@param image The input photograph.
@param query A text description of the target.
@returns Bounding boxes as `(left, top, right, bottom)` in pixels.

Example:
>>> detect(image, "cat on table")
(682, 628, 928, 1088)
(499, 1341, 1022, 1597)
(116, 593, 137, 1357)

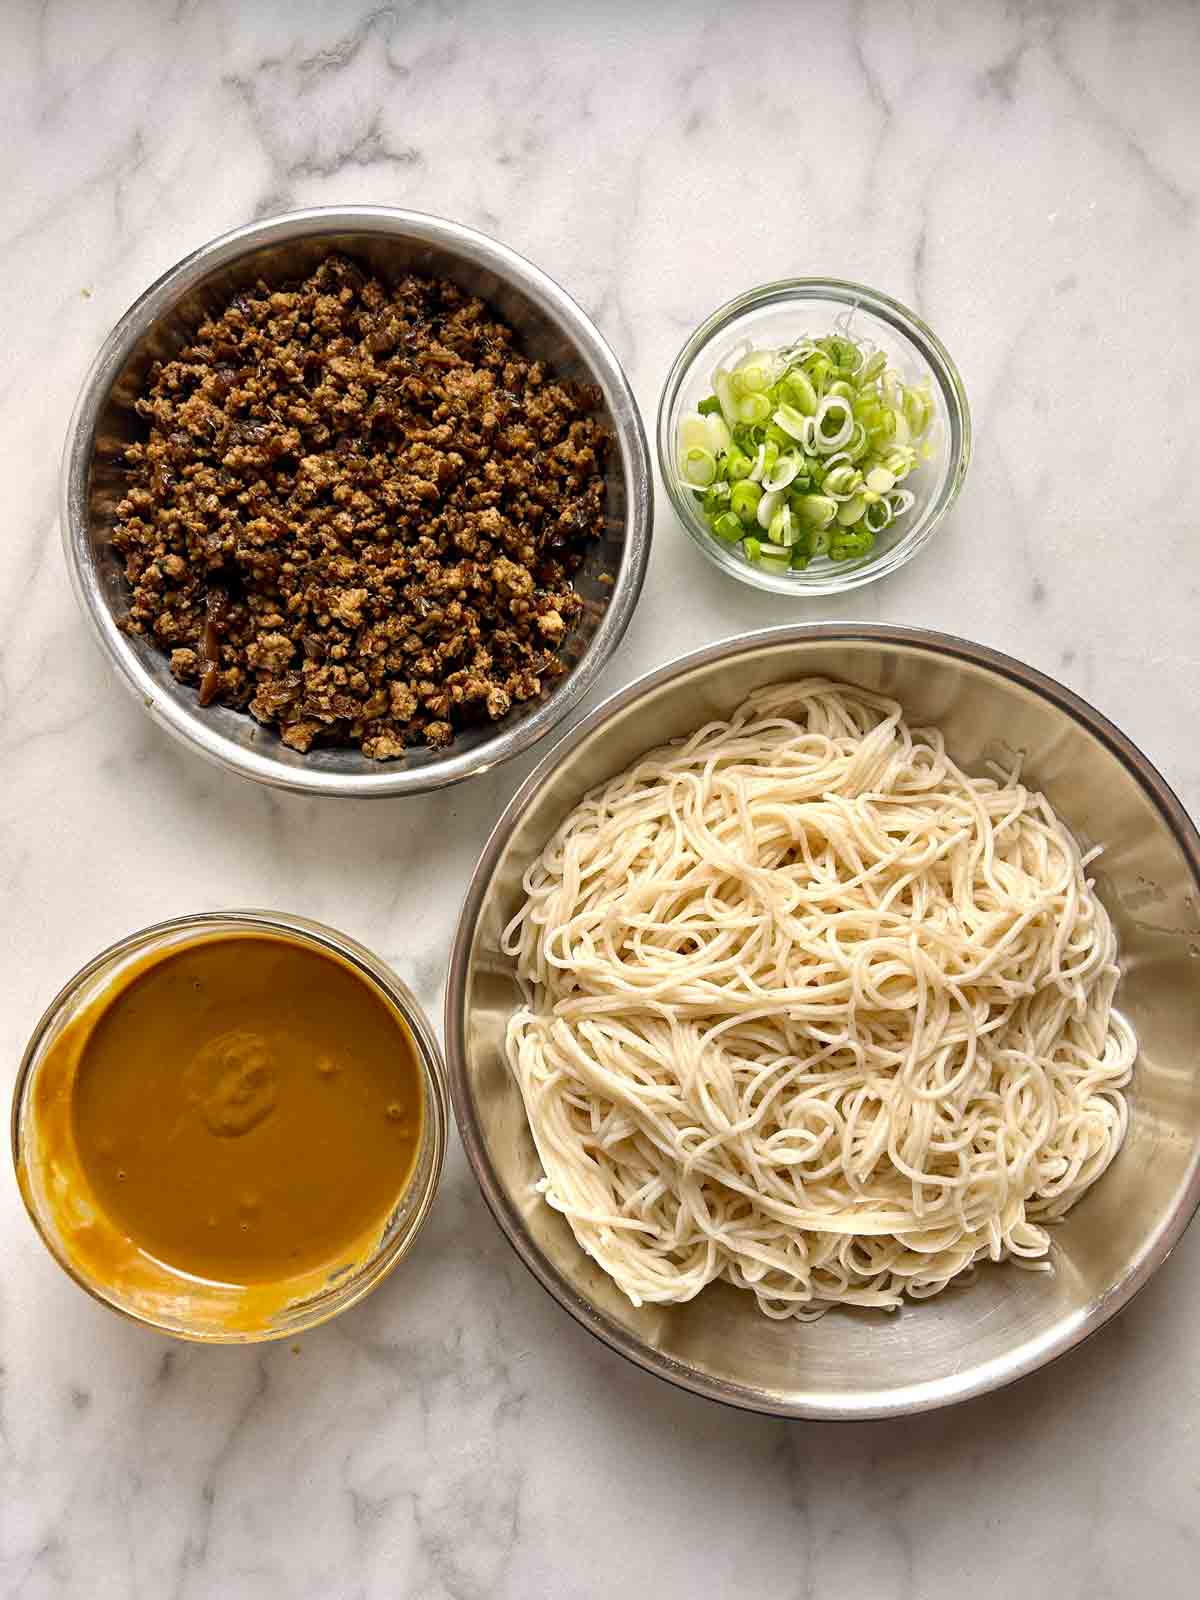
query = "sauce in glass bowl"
(14, 913, 446, 1340)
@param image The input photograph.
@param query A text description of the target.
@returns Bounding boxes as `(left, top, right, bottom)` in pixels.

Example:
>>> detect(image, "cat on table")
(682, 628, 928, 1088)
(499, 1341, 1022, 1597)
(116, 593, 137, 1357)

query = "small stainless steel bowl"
(446, 625, 1200, 1419)
(62, 207, 652, 797)
(13, 910, 448, 1342)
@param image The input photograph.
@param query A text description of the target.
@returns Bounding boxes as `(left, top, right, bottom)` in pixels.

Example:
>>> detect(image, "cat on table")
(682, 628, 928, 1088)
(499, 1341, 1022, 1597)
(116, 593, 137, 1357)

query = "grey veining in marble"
(2, 2, 1199, 1596)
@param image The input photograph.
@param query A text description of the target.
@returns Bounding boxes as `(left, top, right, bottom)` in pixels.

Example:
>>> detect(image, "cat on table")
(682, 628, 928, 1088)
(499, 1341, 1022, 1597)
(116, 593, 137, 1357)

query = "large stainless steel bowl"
(446, 624, 1200, 1419)
(61, 207, 652, 797)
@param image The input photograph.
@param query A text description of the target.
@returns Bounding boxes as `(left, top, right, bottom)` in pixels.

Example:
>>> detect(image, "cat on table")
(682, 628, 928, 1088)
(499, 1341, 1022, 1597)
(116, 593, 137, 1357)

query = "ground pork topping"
(111, 254, 608, 757)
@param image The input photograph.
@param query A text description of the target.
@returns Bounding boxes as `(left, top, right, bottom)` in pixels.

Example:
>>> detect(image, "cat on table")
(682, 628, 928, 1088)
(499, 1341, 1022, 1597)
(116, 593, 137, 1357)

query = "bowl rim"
(445, 621, 1200, 1419)
(12, 908, 450, 1342)
(60, 204, 653, 797)
(657, 277, 972, 597)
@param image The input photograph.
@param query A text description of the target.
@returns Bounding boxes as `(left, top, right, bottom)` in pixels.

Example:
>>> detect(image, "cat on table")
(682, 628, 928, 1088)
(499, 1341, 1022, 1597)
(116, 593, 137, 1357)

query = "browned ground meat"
(111, 254, 608, 758)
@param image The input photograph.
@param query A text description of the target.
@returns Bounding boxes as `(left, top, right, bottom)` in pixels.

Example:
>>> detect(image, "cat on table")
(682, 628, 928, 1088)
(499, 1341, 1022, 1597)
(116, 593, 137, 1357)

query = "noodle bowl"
(503, 679, 1134, 1318)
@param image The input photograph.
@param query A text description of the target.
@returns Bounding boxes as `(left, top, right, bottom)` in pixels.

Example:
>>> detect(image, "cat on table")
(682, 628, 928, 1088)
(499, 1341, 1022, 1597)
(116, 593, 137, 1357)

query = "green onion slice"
(762, 450, 802, 493)
(731, 480, 763, 521)
(768, 504, 798, 546)
(732, 352, 776, 394)
(682, 447, 717, 487)
(678, 414, 709, 452)
(795, 493, 837, 529)
(756, 488, 785, 529)
(736, 392, 772, 426)
(864, 498, 893, 533)
(822, 463, 861, 499)
(772, 404, 813, 444)
(705, 413, 733, 455)
(714, 370, 738, 427)
(814, 394, 855, 454)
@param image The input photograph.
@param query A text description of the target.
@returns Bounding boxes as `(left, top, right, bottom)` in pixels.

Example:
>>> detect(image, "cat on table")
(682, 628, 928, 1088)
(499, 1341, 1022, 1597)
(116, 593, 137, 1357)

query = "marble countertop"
(4, 2, 1199, 1595)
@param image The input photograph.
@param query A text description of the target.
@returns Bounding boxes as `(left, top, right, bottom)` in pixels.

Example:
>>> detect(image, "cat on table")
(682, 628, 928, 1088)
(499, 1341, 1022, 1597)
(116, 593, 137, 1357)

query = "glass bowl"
(657, 279, 971, 596)
(12, 910, 448, 1342)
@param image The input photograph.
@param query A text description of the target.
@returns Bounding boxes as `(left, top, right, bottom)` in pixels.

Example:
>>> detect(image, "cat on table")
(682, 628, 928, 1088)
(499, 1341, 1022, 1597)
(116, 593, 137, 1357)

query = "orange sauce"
(27, 932, 423, 1305)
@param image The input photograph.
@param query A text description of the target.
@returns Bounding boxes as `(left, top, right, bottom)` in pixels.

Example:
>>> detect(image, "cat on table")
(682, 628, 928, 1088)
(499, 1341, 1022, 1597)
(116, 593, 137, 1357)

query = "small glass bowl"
(11, 910, 448, 1343)
(657, 279, 971, 596)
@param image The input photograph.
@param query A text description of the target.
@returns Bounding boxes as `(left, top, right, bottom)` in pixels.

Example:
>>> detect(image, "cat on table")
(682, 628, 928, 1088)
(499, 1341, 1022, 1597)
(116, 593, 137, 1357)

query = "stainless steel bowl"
(61, 207, 652, 797)
(446, 624, 1200, 1419)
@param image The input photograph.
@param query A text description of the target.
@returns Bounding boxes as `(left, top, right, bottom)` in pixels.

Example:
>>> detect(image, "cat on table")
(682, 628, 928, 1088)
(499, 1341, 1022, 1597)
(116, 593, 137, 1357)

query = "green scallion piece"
(735, 391, 772, 426)
(724, 447, 753, 482)
(822, 464, 861, 498)
(682, 446, 716, 487)
(730, 480, 763, 522)
(796, 494, 838, 529)
(781, 368, 817, 415)
(768, 504, 797, 546)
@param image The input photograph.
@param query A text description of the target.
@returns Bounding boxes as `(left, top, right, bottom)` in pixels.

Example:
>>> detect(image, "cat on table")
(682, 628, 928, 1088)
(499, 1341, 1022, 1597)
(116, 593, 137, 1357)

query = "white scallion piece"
(704, 412, 732, 454)
(756, 488, 784, 529)
(761, 451, 801, 493)
(678, 415, 709, 452)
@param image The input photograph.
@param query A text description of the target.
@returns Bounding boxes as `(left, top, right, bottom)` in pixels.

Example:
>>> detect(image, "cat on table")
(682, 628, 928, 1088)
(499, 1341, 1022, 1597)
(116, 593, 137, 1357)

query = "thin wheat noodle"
(503, 679, 1134, 1318)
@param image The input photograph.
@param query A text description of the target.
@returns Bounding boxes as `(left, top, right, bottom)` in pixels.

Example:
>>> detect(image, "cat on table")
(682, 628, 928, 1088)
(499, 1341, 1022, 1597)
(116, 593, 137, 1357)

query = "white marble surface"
(3, 1, 1200, 1595)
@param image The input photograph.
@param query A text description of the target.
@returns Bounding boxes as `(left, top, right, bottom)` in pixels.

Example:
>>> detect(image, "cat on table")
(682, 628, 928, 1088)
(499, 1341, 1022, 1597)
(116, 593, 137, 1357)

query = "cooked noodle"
(503, 679, 1136, 1319)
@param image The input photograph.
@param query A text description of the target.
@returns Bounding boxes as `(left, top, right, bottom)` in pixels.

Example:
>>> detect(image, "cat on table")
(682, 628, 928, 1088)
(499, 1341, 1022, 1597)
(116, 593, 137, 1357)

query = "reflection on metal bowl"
(61, 206, 652, 797)
(446, 624, 1200, 1419)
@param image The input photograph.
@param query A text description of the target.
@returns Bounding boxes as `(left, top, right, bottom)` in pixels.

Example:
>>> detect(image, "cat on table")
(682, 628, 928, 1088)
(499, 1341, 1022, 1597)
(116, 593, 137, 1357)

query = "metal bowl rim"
(445, 621, 1200, 1419)
(60, 204, 652, 797)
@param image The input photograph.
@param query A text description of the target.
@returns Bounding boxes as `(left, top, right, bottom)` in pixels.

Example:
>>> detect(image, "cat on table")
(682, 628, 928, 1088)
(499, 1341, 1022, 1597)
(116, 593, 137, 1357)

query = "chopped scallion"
(756, 487, 785, 529)
(676, 324, 936, 575)
(762, 450, 801, 494)
(682, 446, 717, 487)
(730, 480, 763, 522)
